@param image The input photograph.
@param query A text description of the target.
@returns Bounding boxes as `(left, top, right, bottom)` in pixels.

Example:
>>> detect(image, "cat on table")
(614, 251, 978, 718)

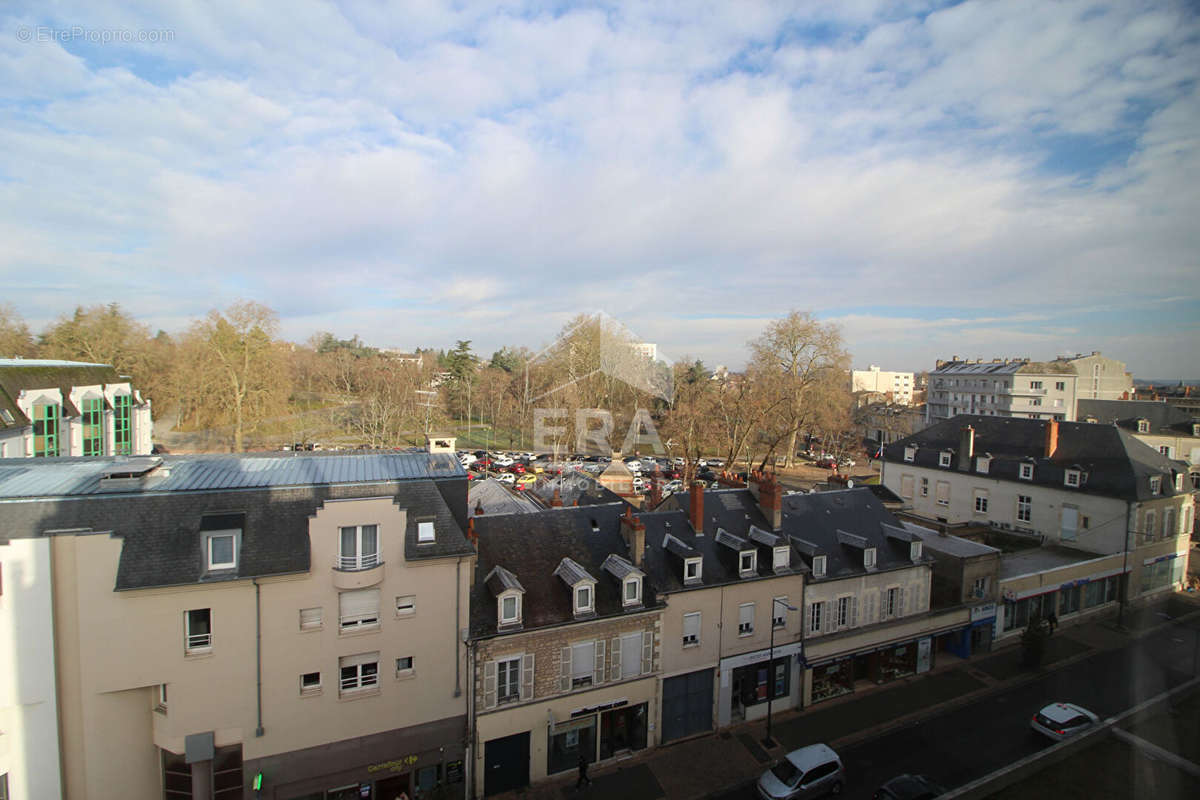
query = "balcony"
(999, 387, 1047, 396)
(333, 553, 385, 589)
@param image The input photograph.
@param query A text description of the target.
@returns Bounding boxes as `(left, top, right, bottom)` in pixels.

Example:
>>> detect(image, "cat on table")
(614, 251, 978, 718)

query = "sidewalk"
(491, 594, 1200, 800)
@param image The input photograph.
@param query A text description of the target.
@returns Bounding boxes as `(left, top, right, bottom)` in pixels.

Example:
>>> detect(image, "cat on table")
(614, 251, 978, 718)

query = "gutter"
(253, 578, 264, 737)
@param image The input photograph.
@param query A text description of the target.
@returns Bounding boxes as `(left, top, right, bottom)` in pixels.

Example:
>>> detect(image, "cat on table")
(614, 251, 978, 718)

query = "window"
(910, 540, 923, 561)
(1175, 473, 1184, 492)
(1055, 381, 1065, 391)
(1163, 509, 1175, 539)
(812, 555, 826, 578)
(739, 551, 757, 575)
(971, 577, 988, 599)
(836, 596, 849, 628)
(1017, 495, 1032, 523)
(300, 672, 321, 696)
(206, 531, 237, 571)
(82, 396, 104, 456)
(684, 557, 702, 582)
(1065, 470, 1081, 488)
(1137, 419, 1150, 433)
(864, 547, 877, 569)
(157, 683, 168, 711)
(904, 446, 915, 463)
(920, 477, 929, 497)
(618, 630, 644, 679)
(623, 577, 642, 606)
(1019, 463, 1034, 480)
(339, 588, 381, 631)
(1150, 476, 1161, 495)
(32, 402, 59, 457)
(575, 584, 593, 614)
(976, 457, 990, 474)
(1144, 510, 1156, 542)
(499, 594, 518, 623)
(772, 545, 791, 572)
(497, 656, 521, 702)
(299, 607, 323, 630)
(396, 656, 414, 678)
(738, 602, 755, 636)
(339, 652, 379, 694)
(900, 474, 914, 498)
(1030, 381, 1043, 390)
(935, 481, 949, 507)
(683, 611, 701, 646)
(809, 601, 823, 634)
(974, 490, 989, 514)
(185, 609, 212, 653)
(113, 394, 133, 455)
(773, 597, 788, 629)
(571, 641, 595, 688)
(396, 595, 415, 617)
(939, 451, 952, 467)
(1031, 399, 1042, 407)
(417, 520, 435, 543)
(885, 587, 901, 619)
(338, 524, 379, 570)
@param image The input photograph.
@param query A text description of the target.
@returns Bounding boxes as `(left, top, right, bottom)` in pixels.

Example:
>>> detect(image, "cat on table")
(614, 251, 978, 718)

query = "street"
(713, 615, 1200, 799)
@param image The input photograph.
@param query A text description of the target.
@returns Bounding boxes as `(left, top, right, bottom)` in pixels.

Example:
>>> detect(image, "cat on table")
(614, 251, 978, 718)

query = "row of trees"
(0, 303, 854, 461)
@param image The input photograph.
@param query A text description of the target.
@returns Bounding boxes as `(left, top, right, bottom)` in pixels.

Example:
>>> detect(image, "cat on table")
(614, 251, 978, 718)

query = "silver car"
(758, 743, 844, 799)
(1030, 702, 1100, 741)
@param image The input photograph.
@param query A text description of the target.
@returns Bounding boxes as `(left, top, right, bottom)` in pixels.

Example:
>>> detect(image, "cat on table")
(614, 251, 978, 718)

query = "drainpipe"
(455, 557, 463, 697)
(1118, 500, 1134, 629)
(254, 578, 264, 737)
(466, 639, 478, 800)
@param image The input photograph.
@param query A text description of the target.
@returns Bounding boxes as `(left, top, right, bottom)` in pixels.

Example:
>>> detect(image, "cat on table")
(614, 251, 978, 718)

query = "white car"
(495, 472, 516, 485)
(758, 743, 844, 799)
(494, 456, 514, 468)
(632, 476, 645, 489)
(624, 459, 642, 472)
(672, 456, 685, 466)
(1030, 702, 1100, 741)
(459, 453, 477, 466)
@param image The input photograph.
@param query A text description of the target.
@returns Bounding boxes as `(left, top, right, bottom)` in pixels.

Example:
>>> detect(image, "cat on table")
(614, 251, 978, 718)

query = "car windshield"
(770, 761, 801, 786)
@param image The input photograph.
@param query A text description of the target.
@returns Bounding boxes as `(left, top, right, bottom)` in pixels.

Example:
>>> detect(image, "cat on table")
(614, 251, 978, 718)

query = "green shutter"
(33, 403, 60, 457)
(82, 397, 104, 456)
(113, 394, 132, 455)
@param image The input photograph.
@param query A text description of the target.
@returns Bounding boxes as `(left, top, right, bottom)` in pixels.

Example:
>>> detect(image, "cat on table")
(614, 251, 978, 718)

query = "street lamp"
(763, 598, 798, 749)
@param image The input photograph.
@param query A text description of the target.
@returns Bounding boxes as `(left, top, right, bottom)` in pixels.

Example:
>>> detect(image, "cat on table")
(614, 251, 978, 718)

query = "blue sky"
(1, 0, 1198, 377)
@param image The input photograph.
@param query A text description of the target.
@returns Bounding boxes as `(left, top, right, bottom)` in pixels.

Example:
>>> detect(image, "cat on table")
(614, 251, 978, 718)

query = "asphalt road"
(714, 616, 1200, 800)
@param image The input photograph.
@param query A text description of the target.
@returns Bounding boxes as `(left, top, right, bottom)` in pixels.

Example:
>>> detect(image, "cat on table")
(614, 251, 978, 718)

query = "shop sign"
(367, 755, 419, 774)
(571, 698, 627, 718)
(970, 603, 996, 622)
(446, 760, 463, 783)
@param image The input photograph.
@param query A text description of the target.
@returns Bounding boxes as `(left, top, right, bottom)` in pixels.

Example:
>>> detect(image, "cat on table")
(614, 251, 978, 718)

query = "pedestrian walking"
(1047, 611, 1058, 635)
(576, 753, 591, 789)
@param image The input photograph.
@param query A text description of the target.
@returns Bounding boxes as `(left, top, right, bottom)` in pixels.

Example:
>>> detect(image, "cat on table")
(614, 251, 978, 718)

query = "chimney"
(689, 482, 706, 534)
(466, 517, 478, 544)
(550, 487, 563, 507)
(620, 505, 647, 567)
(746, 470, 762, 500)
(474, 501, 485, 516)
(957, 426, 975, 471)
(1045, 418, 1059, 458)
(759, 472, 782, 530)
(649, 467, 663, 508)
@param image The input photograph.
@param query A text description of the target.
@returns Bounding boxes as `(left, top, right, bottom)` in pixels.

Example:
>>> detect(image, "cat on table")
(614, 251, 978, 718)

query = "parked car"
(515, 474, 537, 488)
(632, 476, 645, 490)
(624, 458, 642, 471)
(707, 457, 725, 468)
(495, 472, 516, 485)
(459, 453, 477, 466)
(1030, 702, 1100, 741)
(664, 479, 684, 493)
(757, 743, 844, 799)
(873, 774, 946, 799)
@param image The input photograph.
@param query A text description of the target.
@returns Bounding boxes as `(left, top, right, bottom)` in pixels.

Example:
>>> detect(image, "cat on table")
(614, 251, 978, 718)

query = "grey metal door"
(483, 731, 529, 796)
(661, 669, 714, 743)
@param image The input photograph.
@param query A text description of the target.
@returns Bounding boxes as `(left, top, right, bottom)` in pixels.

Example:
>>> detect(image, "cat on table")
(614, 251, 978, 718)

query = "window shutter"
(299, 607, 322, 629)
(867, 590, 878, 623)
(609, 637, 622, 681)
(339, 588, 380, 624)
(898, 587, 907, 616)
(559, 647, 571, 692)
(521, 653, 535, 701)
(593, 639, 606, 685)
(484, 660, 497, 709)
(850, 596, 859, 627)
(641, 630, 653, 675)
(823, 602, 834, 634)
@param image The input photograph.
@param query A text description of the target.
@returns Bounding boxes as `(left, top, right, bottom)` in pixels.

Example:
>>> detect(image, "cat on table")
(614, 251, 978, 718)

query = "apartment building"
(852, 365, 915, 405)
(0, 451, 474, 800)
(926, 358, 1076, 423)
(880, 416, 1193, 638)
(0, 358, 152, 458)
(1069, 352, 1134, 402)
(468, 504, 662, 797)
(1078, 399, 1200, 472)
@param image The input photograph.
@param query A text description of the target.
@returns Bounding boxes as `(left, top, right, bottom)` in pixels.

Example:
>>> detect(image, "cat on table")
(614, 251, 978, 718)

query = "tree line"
(1, 303, 854, 464)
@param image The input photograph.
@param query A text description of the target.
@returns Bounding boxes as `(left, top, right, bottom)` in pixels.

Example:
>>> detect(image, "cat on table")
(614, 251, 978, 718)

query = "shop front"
(942, 603, 997, 660)
(547, 699, 649, 776)
(716, 641, 803, 726)
(810, 659, 854, 703)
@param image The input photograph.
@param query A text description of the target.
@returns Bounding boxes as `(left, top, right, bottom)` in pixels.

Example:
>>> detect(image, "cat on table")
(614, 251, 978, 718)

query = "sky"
(2, 1, 1198, 378)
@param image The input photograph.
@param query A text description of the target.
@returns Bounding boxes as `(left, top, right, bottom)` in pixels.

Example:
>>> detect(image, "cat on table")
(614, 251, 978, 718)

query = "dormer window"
(976, 455, 991, 474)
(1064, 469, 1081, 488)
(623, 577, 641, 606)
(1019, 463, 1034, 481)
(904, 446, 915, 463)
(1150, 476, 1161, 495)
(910, 541, 922, 562)
(812, 555, 827, 578)
(739, 551, 757, 576)
(773, 546, 790, 572)
(684, 557, 702, 583)
(864, 548, 877, 570)
(1176, 474, 1184, 492)
(1137, 419, 1150, 434)
(575, 585, 593, 613)
(206, 531, 238, 571)
(939, 451, 952, 468)
(417, 520, 435, 543)
(500, 594, 521, 625)
(486, 566, 526, 629)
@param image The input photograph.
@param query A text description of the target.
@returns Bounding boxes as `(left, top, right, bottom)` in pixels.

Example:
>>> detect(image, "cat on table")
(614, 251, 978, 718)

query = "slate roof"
(0, 453, 474, 590)
(1077, 399, 1199, 437)
(470, 503, 662, 638)
(906, 523, 1001, 559)
(469, 477, 542, 515)
(930, 359, 1076, 376)
(530, 472, 627, 507)
(882, 415, 1190, 502)
(0, 359, 130, 429)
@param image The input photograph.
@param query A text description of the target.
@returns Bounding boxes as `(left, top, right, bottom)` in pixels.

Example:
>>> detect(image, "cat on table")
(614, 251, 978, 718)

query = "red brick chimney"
(474, 501, 485, 516)
(620, 505, 647, 566)
(759, 472, 782, 530)
(649, 467, 663, 508)
(689, 481, 706, 534)
(550, 487, 563, 507)
(747, 470, 762, 500)
(466, 517, 478, 544)
(1045, 418, 1059, 458)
